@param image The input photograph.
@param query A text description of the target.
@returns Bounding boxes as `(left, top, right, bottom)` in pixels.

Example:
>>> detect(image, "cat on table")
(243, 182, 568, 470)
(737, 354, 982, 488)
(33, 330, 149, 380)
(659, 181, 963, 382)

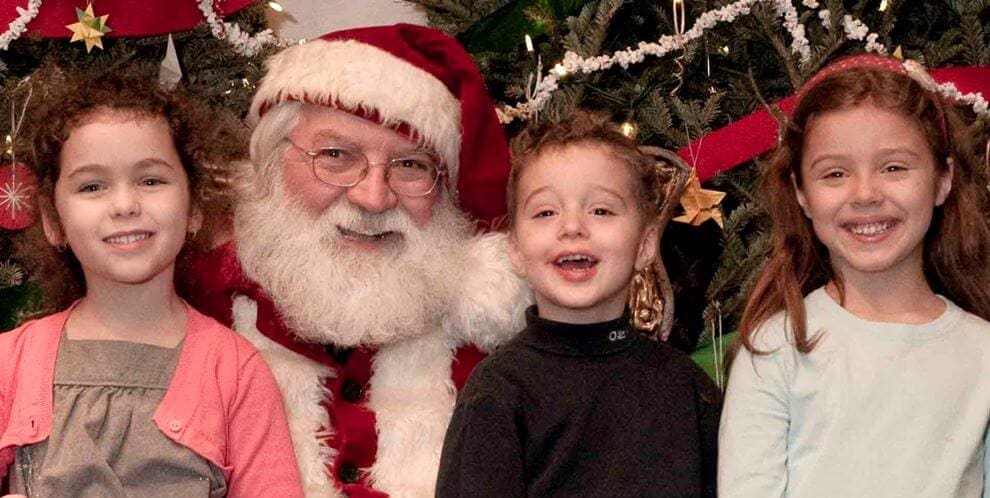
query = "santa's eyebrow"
(306, 132, 360, 148)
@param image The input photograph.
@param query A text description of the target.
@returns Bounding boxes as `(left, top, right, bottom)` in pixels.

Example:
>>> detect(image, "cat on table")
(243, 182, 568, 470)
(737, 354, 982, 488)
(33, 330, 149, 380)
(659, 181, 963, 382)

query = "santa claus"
(185, 24, 529, 497)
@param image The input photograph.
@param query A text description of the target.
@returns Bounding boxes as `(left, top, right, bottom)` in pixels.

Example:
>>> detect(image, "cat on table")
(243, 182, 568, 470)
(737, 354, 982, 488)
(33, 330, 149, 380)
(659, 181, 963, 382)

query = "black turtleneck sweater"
(437, 306, 720, 498)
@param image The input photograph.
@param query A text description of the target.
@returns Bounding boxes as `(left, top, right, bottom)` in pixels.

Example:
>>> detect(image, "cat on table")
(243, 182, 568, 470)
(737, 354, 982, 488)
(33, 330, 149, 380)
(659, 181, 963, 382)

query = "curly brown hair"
(507, 110, 664, 226)
(14, 67, 247, 313)
(738, 64, 990, 356)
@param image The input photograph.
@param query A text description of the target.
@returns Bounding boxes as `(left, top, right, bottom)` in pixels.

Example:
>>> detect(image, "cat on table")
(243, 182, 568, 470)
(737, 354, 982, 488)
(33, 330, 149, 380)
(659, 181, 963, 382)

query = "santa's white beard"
(234, 178, 473, 347)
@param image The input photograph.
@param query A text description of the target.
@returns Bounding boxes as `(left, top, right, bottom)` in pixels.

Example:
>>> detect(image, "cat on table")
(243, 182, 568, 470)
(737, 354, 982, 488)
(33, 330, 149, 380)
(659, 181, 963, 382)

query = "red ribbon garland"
(677, 65, 990, 182)
(0, 0, 254, 38)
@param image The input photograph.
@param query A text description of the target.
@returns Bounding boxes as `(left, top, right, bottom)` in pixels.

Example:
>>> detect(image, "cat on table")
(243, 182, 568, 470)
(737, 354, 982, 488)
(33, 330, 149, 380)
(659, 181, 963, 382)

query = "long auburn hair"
(738, 64, 990, 355)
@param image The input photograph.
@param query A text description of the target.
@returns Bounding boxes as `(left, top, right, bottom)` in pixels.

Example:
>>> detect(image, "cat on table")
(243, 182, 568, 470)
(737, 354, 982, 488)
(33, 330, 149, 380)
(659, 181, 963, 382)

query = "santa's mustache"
(316, 202, 411, 239)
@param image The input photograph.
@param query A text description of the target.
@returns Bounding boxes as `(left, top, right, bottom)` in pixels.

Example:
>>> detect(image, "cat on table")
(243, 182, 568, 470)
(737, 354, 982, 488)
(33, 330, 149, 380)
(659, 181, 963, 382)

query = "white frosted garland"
(0, 0, 42, 51)
(903, 60, 989, 117)
(773, 0, 810, 63)
(842, 14, 886, 54)
(818, 9, 831, 28)
(500, 0, 986, 123)
(498, 0, 762, 123)
(500, 0, 822, 123)
(197, 0, 290, 57)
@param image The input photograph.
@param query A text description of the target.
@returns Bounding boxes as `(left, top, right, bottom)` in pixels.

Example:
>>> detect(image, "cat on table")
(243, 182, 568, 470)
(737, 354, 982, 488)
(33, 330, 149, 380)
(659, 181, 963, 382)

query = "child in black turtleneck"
(436, 111, 720, 498)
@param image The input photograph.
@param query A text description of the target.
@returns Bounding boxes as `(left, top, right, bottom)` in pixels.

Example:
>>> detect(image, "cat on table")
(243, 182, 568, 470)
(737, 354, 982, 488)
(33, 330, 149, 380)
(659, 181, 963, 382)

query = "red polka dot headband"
(795, 54, 949, 142)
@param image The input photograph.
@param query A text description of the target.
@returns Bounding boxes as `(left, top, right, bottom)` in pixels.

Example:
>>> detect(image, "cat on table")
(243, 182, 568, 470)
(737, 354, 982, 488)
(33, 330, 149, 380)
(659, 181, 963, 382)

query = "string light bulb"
(552, 63, 568, 77)
(720, 45, 730, 55)
(267, 1, 284, 12)
(524, 34, 534, 53)
(619, 121, 637, 139)
(878, 0, 888, 11)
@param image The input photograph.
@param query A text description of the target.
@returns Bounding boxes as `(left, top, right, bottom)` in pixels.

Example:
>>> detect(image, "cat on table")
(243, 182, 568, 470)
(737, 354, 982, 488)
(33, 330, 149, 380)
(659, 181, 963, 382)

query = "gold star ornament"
(673, 167, 727, 228)
(66, 2, 112, 53)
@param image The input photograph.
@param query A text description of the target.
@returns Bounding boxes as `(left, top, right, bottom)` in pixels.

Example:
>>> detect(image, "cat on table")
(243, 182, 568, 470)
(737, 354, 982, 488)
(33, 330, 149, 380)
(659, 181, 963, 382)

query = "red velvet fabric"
(1, 0, 253, 38)
(182, 242, 487, 496)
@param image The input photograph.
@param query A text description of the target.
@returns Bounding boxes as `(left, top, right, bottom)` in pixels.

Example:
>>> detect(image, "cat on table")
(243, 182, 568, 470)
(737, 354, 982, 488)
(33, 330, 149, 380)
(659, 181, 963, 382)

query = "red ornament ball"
(0, 162, 38, 230)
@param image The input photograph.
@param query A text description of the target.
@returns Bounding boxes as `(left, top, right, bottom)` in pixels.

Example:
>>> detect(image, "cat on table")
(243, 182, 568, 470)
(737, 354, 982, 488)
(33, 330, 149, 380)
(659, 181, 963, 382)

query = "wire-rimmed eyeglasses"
(288, 140, 446, 197)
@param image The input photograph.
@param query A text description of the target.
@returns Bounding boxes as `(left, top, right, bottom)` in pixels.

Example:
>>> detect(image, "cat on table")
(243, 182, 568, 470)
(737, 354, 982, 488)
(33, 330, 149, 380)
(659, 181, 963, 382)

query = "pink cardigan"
(0, 303, 304, 497)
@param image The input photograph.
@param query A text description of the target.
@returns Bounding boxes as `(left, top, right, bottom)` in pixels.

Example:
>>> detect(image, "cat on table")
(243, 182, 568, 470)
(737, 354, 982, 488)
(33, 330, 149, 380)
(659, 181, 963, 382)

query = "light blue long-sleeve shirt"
(719, 288, 990, 498)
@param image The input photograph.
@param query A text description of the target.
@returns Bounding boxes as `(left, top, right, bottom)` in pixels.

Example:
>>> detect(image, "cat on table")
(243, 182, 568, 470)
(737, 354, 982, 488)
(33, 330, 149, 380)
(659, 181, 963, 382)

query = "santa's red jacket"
(183, 236, 528, 498)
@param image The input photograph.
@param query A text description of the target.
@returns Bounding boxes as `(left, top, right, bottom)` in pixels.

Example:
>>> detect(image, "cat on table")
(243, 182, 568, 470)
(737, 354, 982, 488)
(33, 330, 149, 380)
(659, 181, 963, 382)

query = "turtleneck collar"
(519, 305, 637, 357)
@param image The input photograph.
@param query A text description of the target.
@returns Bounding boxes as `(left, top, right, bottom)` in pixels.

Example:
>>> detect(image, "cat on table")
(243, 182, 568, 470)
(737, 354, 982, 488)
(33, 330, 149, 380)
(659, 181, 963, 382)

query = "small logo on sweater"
(608, 329, 627, 341)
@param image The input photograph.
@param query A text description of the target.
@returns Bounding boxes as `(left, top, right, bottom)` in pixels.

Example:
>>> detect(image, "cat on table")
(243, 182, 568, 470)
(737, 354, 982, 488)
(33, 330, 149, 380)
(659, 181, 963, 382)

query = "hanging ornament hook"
(670, 0, 687, 97)
(8, 85, 34, 173)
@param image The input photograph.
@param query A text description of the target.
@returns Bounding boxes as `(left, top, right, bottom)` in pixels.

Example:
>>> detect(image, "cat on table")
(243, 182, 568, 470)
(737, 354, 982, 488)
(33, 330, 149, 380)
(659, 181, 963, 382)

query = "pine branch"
(950, 0, 990, 65)
(753, 3, 802, 89)
(563, 0, 623, 56)
(409, 0, 512, 35)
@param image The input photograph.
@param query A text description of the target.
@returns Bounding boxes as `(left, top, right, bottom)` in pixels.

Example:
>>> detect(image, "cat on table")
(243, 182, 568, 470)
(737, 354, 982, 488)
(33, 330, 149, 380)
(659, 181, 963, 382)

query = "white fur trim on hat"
(249, 39, 463, 185)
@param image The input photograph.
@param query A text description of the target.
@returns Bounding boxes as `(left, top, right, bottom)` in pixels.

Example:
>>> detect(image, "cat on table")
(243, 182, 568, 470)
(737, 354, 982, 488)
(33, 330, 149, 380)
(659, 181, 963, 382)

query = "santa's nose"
(346, 164, 399, 214)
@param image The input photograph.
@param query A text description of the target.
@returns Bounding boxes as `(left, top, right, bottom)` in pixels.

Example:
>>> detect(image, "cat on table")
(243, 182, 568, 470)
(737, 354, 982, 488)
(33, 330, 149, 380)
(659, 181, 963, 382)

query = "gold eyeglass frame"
(288, 140, 447, 197)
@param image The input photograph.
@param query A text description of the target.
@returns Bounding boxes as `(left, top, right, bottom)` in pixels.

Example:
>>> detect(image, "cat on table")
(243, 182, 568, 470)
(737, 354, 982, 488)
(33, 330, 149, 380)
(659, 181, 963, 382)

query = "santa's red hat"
(249, 23, 510, 228)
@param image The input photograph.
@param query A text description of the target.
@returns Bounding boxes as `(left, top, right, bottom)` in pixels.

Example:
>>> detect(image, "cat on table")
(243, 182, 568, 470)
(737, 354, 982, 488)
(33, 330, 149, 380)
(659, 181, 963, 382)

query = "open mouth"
(554, 253, 599, 271)
(103, 232, 153, 245)
(844, 220, 896, 237)
(337, 226, 399, 244)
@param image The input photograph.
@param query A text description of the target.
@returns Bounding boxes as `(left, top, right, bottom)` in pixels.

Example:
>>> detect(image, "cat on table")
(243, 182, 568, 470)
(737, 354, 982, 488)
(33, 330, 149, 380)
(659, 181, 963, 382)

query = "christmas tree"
(410, 0, 990, 376)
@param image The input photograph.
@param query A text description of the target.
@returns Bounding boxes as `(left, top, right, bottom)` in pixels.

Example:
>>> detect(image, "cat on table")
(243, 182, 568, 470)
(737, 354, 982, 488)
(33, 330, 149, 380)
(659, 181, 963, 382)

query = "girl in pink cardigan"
(0, 71, 303, 497)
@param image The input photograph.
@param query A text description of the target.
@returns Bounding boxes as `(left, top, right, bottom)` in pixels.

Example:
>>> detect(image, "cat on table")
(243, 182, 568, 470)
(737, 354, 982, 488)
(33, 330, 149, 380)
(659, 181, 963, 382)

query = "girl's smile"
(795, 103, 952, 282)
(103, 230, 155, 248)
(47, 111, 201, 289)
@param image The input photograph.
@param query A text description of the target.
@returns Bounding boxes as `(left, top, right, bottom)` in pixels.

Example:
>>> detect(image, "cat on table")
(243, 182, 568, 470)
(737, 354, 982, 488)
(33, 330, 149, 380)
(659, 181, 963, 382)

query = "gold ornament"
(630, 146, 693, 341)
(66, 2, 112, 53)
(619, 121, 637, 139)
(673, 167, 726, 228)
(629, 262, 663, 335)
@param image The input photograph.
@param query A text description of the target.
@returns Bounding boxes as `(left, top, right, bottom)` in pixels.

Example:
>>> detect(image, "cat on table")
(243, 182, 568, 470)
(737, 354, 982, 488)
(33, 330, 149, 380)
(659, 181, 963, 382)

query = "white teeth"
(849, 222, 893, 236)
(339, 227, 392, 239)
(556, 254, 595, 264)
(106, 233, 151, 245)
